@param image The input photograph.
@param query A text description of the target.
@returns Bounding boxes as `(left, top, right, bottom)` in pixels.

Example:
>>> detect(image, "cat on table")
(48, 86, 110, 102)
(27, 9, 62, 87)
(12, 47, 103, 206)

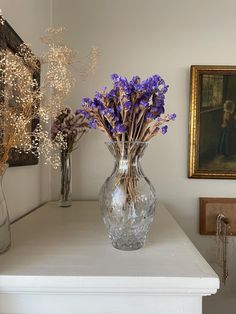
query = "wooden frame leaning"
(0, 18, 40, 167)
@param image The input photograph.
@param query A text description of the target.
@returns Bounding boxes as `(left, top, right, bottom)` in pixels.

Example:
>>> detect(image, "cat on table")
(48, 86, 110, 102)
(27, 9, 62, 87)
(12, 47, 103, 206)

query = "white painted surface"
(0, 202, 219, 313)
(0, 0, 52, 221)
(0, 294, 203, 314)
(51, 1, 236, 313)
(0, 1, 232, 312)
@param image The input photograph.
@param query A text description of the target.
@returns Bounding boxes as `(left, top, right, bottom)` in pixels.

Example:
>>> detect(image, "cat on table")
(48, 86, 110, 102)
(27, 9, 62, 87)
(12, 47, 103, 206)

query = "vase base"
(59, 200, 72, 207)
(111, 240, 144, 251)
(0, 221, 11, 254)
(0, 241, 11, 254)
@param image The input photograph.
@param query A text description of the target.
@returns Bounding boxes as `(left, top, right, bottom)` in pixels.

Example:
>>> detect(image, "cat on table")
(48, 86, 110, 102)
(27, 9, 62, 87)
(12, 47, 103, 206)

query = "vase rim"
(0, 163, 8, 177)
(105, 141, 149, 144)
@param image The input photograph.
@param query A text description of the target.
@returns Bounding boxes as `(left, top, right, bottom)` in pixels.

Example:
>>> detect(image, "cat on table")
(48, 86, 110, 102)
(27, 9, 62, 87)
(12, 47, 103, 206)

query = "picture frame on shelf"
(200, 197, 236, 235)
(188, 65, 236, 179)
(0, 18, 40, 167)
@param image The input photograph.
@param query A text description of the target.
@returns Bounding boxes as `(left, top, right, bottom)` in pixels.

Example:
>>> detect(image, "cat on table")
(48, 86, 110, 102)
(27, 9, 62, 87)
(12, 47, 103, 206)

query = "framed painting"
(0, 18, 40, 167)
(188, 65, 236, 179)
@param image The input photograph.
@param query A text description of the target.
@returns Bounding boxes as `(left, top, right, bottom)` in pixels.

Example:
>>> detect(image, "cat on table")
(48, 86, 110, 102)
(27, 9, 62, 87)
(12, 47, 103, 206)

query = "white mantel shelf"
(0, 201, 219, 314)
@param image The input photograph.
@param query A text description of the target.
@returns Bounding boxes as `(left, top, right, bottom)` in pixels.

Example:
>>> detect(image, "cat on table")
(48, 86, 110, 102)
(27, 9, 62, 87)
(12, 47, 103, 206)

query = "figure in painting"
(218, 100, 236, 158)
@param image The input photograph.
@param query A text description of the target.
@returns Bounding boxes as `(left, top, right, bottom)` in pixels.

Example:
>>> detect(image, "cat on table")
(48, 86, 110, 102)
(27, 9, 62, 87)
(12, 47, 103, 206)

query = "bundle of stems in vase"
(79, 74, 176, 200)
(51, 107, 88, 204)
(51, 107, 88, 154)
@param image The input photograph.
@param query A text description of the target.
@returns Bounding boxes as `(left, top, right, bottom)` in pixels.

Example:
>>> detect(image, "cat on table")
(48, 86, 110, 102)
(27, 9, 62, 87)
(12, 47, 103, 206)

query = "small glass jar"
(59, 150, 72, 207)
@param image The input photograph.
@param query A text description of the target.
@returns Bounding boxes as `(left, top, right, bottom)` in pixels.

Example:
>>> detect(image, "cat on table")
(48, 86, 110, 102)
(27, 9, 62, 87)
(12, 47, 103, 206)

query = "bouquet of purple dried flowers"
(51, 107, 88, 206)
(51, 107, 88, 154)
(78, 73, 176, 143)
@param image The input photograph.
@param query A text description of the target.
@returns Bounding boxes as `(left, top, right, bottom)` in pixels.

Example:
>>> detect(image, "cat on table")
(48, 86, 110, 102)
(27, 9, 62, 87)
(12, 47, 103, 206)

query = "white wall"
(0, 0, 52, 221)
(52, 1, 236, 313)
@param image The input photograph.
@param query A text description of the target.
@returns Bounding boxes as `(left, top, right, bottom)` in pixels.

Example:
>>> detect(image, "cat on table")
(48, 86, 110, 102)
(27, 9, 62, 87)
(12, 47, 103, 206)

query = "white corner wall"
(0, 0, 52, 221)
(52, 1, 236, 313)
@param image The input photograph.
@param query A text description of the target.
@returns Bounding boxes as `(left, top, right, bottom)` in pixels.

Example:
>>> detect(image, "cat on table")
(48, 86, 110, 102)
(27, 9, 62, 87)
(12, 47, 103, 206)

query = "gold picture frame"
(189, 65, 236, 179)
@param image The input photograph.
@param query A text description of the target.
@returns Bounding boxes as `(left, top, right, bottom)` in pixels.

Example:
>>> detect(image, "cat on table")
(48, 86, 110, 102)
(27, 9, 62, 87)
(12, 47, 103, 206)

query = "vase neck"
(61, 150, 71, 158)
(106, 141, 148, 158)
(106, 142, 148, 176)
(115, 156, 142, 175)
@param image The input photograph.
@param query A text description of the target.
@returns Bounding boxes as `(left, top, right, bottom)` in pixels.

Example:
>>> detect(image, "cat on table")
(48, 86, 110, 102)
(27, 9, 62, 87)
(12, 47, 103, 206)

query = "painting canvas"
(189, 65, 236, 178)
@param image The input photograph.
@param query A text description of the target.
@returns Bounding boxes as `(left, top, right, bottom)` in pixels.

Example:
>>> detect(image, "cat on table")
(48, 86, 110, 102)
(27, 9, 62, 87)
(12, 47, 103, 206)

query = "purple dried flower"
(116, 105, 122, 112)
(107, 89, 117, 99)
(161, 125, 168, 135)
(94, 98, 104, 110)
(95, 91, 103, 99)
(115, 123, 127, 134)
(124, 101, 132, 110)
(111, 73, 119, 82)
(140, 100, 149, 108)
(130, 75, 140, 85)
(160, 85, 169, 93)
(82, 97, 95, 108)
(111, 75, 131, 95)
(156, 105, 165, 115)
(145, 112, 155, 120)
(168, 113, 177, 121)
(76, 109, 90, 119)
(103, 108, 114, 115)
(89, 119, 97, 129)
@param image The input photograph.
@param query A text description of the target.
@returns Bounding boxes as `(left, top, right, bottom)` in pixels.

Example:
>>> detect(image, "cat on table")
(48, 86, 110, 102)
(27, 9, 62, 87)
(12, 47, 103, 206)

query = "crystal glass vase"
(0, 165, 11, 254)
(59, 150, 72, 207)
(99, 141, 157, 251)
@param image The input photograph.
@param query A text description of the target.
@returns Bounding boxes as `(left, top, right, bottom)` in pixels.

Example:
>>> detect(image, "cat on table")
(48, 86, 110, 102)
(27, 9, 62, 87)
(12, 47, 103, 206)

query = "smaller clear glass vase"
(99, 141, 157, 251)
(59, 150, 72, 207)
(0, 165, 11, 254)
